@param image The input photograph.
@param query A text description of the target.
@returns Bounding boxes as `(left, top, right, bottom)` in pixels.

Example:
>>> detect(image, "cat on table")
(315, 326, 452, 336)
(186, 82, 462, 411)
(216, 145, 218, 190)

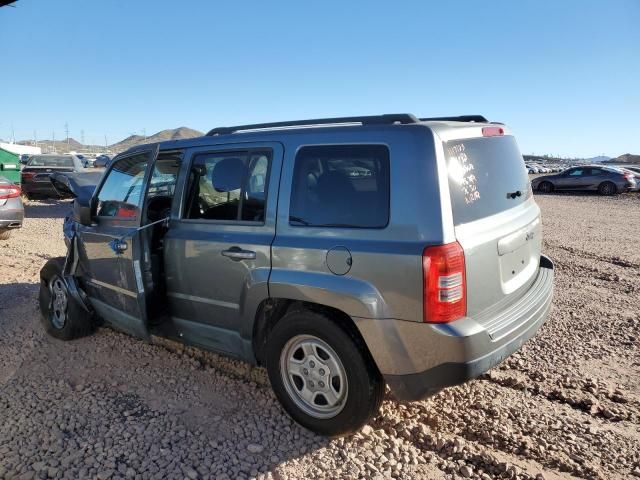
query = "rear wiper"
(314, 223, 360, 228)
(289, 215, 311, 225)
(506, 190, 522, 199)
(288, 216, 361, 228)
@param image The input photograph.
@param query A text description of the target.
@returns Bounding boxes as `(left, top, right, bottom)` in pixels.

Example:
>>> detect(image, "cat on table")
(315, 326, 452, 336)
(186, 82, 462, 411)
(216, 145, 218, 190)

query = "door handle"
(221, 247, 256, 261)
(108, 238, 128, 254)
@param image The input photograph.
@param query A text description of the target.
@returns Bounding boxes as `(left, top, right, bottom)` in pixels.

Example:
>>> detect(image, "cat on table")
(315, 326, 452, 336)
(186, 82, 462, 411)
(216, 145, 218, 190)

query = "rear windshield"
(445, 135, 530, 225)
(27, 156, 74, 167)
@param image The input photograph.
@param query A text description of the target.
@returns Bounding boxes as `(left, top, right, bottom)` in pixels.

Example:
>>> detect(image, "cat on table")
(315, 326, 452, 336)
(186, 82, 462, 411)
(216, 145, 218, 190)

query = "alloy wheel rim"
(280, 334, 348, 419)
(50, 276, 68, 329)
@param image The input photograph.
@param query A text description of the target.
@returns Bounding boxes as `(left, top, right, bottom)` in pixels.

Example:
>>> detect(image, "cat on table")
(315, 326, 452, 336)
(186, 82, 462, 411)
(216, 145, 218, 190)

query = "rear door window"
(446, 136, 530, 225)
(289, 145, 390, 228)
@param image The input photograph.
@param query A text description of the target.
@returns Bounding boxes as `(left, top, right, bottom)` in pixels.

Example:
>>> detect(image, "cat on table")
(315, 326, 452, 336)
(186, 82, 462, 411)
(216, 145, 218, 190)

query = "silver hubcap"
(280, 335, 348, 419)
(50, 276, 68, 329)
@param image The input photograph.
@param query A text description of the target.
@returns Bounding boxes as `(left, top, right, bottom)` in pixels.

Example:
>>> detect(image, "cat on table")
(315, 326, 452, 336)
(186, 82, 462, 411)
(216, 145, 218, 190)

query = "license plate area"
(497, 218, 540, 294)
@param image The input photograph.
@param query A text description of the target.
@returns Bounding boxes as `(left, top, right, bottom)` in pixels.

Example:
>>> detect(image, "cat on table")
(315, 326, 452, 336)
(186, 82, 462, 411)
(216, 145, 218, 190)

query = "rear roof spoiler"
(206, 113, 490, 136)
(419, 115, 488, 123)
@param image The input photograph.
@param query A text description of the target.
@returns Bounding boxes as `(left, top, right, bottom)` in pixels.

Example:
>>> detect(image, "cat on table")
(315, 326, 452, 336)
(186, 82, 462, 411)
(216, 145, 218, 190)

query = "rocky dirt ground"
(0, 192, 639, 480)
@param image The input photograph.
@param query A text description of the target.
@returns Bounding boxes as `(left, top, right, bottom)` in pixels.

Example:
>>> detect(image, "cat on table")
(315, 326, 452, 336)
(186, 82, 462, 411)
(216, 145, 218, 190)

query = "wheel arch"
(251, 298, 379, 374)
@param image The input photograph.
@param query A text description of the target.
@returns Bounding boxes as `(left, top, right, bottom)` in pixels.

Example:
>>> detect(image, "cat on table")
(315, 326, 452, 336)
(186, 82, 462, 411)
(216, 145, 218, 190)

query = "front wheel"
(598, 181, 617, 196)
(266, 309, 384, 436)
(39, 257, 95, 340)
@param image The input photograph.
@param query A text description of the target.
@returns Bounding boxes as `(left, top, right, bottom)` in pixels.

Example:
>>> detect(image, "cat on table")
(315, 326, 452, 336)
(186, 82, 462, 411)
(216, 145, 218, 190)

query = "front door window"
(96, 154, 149, 219)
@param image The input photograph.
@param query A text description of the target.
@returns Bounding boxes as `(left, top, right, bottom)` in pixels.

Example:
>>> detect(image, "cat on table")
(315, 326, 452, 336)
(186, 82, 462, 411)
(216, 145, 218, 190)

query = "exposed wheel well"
(251, 298, 378, 373)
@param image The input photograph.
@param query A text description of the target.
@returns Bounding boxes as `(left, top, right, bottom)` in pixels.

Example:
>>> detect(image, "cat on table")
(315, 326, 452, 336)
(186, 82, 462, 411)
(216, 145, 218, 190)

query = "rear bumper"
(0, 199, 24, 229)
(22, 181, 59, 196)
(354, 255, 554, 401)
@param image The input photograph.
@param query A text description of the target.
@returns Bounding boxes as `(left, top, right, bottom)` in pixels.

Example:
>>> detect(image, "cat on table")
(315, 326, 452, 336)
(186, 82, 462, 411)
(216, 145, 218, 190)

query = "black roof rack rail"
(206, 113, 420, 136)
(419, 115, 488, 123)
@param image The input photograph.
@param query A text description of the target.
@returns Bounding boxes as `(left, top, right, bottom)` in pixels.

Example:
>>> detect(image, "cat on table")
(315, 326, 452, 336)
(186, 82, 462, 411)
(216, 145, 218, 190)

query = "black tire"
(598, 181, 617, 196)
(265, 309, 384, 437)
(39, 257, 95, 340)
(0, 229, 11, 240)
(538, 181, 554, 193)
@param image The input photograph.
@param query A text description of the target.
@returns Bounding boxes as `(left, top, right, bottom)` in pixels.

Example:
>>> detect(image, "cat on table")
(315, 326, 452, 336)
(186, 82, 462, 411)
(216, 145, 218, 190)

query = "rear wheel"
(265, 309, 384, 436)
(0, 229, 11, 240)
(538, 181, 554, 193)
(598, 181, 617, 196)
(39, 257, 95, 340)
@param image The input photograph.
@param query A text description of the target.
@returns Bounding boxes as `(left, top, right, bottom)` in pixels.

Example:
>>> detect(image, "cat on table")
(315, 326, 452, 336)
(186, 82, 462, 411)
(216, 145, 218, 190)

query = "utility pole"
(52, 131, 56, 153)
(143, 128, 147, 141)
(104, 135, 108, 149)
(64, 122, 70, 147)
(81, 129, 85, 145)
(11, 124, 15, 144)
(34, 130, 38, 148)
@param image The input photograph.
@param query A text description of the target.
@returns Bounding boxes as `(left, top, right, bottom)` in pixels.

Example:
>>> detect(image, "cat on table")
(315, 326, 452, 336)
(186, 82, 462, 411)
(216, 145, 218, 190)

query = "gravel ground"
(0, 193, 639, 480)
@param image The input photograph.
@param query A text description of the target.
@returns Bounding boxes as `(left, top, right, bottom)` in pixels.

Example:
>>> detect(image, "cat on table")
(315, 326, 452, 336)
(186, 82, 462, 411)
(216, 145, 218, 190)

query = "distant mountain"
(18, 127, 204, 154)
(602, 153, 640, 165)
(109, 127, 203, 152)
(18, 137, 95, 154)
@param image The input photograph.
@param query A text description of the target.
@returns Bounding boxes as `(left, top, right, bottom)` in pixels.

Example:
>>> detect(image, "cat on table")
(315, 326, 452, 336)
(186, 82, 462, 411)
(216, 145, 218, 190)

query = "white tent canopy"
(0, 142, 41, 156)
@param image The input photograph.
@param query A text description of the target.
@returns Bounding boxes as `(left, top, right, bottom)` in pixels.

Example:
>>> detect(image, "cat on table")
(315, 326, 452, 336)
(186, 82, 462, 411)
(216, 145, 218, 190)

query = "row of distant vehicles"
(525, 163, 564, 174)
(19, 153, 113, 169)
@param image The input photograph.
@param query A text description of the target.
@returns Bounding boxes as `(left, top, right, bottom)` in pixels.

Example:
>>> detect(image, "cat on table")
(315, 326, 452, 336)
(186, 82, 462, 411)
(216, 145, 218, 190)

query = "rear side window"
(290, 145, 389, 228)
(446, 136, 529, 225)
(183, 150, 271, 222)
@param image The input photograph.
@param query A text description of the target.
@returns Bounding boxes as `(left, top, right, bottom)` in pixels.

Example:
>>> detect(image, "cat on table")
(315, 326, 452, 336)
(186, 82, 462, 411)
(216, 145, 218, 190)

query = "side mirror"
(73, 198, 94, 226)
(20, 158, 29, 165)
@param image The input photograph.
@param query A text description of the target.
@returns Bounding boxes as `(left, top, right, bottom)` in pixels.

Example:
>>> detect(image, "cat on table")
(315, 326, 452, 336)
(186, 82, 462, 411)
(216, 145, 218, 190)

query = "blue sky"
(1, 0, 638, 157)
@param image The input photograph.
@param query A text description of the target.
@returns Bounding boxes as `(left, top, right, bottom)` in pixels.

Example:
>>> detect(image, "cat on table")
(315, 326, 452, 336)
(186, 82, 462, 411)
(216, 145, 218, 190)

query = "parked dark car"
(531, 165, 636, 195)
(94, 154, 112, 168)
(21, 154, 87, 199)
(0, 176, 24, 239)
(38, 114, 554, 436)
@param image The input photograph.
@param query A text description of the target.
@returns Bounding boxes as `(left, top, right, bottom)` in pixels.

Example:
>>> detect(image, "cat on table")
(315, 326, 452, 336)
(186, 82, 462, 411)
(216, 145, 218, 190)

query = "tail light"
(624, 173, 634, 181)
(423, 242, 466, 323)
(21, 172, 36, 181)
(0, 184, 21, 200)
(482, 126, 504, 137)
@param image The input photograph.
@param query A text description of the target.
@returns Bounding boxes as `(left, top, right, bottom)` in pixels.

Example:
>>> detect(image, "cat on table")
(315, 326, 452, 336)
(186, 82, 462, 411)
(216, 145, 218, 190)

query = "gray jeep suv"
(39, 114, 554, 436)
